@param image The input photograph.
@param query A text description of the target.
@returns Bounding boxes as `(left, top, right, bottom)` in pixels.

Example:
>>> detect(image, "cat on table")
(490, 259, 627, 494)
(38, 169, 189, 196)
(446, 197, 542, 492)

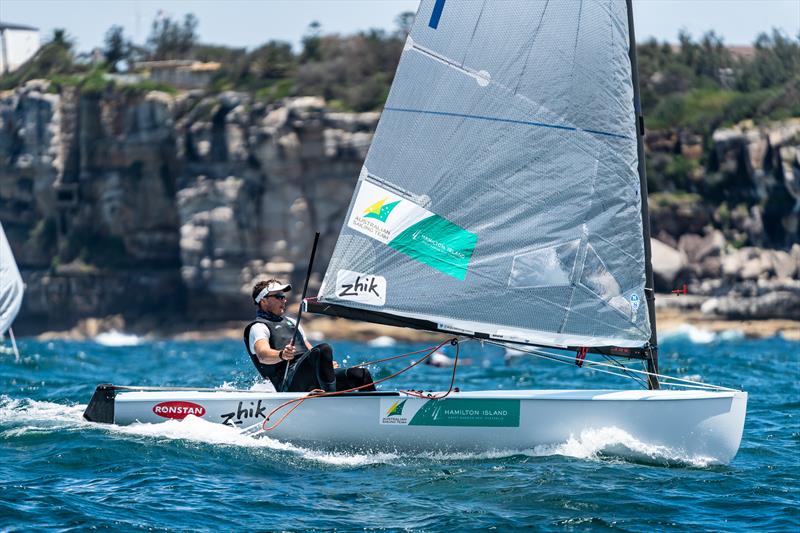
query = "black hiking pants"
(285, 343, 376, 393)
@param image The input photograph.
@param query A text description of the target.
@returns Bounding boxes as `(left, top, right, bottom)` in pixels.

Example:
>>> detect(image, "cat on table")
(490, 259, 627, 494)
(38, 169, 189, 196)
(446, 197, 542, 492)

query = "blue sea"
(1, 327, 798, 531)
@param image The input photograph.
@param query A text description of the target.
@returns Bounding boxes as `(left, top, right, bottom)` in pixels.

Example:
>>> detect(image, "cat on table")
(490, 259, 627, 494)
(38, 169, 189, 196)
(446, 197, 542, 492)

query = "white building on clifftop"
(0, 22, 40, 74)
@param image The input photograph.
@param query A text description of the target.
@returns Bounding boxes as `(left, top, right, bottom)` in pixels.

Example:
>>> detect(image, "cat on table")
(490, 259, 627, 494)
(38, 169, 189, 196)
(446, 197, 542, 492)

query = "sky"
(1, 0, 798, 53)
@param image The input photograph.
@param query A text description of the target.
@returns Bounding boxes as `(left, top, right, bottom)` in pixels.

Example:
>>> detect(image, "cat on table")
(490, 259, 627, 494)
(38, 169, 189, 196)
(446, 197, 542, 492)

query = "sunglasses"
(268, 293, 287, 300)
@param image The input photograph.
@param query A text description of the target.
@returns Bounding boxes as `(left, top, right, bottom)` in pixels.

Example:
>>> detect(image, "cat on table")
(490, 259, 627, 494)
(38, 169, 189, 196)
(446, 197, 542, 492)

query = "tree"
(300, 21, 322, 63)
(249, 41, 296, 81)
(394, 12, 415, 36)
(147, 13, 199, 60)
(31, 29, 74, 75)
(103, 25, 130, 71)
(737, 30, 800, 90)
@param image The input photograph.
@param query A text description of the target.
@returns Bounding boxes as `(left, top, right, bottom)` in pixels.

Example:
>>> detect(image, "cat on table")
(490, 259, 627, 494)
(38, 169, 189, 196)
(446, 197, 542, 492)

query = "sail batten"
(317, 0, 651, 348)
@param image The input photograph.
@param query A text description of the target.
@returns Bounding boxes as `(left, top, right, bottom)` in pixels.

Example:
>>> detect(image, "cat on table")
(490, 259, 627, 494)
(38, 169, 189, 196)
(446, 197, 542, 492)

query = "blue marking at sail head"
(429, 0, 446, 29)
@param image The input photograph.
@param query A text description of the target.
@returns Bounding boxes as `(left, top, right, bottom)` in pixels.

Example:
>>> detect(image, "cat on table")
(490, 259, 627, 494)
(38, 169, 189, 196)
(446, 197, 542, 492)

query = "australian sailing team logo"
(386, 399, 407, 416)
(348, 182, 406, 242)
(335, 270, 386, 306)
(348, 179, 477, 281)
(363, 198, 400, 223)
(380, 399, 410, 424)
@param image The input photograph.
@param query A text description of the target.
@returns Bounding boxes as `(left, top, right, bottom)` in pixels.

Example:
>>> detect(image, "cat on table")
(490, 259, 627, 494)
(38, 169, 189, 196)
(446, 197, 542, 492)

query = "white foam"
(719, 329, 745, 341)
(661, 324, 716, 344)
(112, 416, 399, 466)
(525, 426, 718, 467)
(367, 335, 397, 347)
(427, 351, 455, 367)
(0, 396, 394, 467)
(94, 330, 143, 346)
(0, 396, 86, 430)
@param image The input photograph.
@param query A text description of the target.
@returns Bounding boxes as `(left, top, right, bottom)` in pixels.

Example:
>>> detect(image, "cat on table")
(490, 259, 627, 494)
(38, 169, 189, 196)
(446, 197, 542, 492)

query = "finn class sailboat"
(0, 222, 23, 359)
(85, 0, 747, 463)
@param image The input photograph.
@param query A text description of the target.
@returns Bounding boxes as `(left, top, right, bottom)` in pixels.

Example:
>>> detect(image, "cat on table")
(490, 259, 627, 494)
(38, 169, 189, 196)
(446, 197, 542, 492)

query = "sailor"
(243, 279, 376, 393)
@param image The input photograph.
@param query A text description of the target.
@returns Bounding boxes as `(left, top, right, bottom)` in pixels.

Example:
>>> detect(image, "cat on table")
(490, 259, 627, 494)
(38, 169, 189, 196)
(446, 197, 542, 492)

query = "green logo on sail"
(386, 399, 407, 417)
(363, 198, 401, 223)
(388, 215, 477, 280)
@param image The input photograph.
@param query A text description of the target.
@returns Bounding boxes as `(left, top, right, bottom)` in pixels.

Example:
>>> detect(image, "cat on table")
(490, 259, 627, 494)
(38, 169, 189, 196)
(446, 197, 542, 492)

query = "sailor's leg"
(335, 367, 377, 392)
(311, 343, 337, 392)
(284, 345, 335, 393)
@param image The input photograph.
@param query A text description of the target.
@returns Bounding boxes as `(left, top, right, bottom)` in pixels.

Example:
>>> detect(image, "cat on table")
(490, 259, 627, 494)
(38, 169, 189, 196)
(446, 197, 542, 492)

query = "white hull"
(86, 387, 748, 464)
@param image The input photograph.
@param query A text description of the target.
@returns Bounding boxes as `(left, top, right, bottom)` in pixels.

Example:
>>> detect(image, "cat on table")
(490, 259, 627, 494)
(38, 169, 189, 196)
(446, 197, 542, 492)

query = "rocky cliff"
(0, 81, 798, 332)
(1, 81, 376, 330)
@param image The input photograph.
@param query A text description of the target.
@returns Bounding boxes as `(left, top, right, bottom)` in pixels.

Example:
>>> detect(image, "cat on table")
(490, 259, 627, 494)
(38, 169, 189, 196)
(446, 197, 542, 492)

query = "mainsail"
(0, 222, 24, 335)
(316, 0, 652, 348)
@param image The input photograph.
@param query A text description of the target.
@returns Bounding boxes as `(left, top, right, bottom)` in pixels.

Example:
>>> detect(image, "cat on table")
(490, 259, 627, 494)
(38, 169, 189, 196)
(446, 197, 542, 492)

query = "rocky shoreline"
(34, 299, 799, 343)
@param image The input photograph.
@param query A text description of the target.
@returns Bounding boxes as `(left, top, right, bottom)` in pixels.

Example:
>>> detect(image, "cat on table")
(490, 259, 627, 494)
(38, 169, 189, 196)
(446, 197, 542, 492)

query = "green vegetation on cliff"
(2, 13, 797, 119)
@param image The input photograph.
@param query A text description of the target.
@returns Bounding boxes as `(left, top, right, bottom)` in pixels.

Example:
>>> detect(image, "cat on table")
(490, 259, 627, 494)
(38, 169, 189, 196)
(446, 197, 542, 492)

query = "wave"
(93, 330, 143, 346)
(660, 324, 745, 344)
(525, 426, 719, 467)
(410, 427, 718, 467)
(0, 397, 718, 468)
(367, 336, 397, 347)
(0, 396, 86, 433)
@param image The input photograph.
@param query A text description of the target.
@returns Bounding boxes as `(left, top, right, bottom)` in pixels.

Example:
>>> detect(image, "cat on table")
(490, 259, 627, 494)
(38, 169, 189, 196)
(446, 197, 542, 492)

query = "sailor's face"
(263, 292, 287, 315)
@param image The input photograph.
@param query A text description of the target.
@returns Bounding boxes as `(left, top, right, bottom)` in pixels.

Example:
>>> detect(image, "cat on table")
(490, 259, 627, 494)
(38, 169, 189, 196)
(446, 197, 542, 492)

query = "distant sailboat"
(85, 0, 747, 464)
(0, 222, 23, 359)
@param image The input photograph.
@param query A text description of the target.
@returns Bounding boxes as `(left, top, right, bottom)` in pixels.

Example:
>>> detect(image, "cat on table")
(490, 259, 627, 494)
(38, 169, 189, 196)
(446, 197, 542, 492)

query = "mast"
(625, 0, 659, 389)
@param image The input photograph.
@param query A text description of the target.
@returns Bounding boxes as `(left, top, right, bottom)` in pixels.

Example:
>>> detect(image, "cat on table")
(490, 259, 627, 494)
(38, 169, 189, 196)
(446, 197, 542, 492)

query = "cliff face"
(646, 119, 800, 249)
(1, 82, 376, 328)
(0, 80, 797, 330)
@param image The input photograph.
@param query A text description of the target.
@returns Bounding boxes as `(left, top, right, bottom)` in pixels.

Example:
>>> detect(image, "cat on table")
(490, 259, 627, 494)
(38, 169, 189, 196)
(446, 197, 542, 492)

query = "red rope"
(351, 342, 452, 367)
(401, 340, 460, 400)
(260, 338, 458, 432)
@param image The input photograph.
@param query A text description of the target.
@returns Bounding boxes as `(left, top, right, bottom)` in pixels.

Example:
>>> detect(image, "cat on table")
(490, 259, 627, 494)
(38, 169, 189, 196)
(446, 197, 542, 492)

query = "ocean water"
(0, 328, 797, 531)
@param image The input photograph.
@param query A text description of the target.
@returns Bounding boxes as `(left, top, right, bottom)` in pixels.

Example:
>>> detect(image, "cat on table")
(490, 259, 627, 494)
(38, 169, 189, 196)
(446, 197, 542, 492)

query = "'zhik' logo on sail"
(362, 197, 400, 223)
(335, 270, 386, 306)
(339, 275, 381, 298)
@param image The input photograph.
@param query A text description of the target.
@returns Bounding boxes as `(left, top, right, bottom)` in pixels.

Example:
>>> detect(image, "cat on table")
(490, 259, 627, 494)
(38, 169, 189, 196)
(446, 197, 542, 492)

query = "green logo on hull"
(386, 399, 407, 417)
(408, 399, 520, 427)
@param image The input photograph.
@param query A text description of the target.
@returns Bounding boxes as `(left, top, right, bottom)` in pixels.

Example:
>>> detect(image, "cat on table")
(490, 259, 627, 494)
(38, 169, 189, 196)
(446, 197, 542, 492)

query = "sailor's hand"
(333, 360, 340, 369)
(281, 344, 297, 361)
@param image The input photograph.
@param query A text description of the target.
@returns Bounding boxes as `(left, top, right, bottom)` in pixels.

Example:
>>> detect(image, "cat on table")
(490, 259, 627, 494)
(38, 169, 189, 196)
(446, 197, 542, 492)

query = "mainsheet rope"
(251, 338, 461, 434)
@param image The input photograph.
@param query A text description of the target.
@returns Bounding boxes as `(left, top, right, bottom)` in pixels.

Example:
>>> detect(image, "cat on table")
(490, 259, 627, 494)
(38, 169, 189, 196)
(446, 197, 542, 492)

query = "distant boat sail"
(314, 0, 651, 350)
(0, 222, 24, 355)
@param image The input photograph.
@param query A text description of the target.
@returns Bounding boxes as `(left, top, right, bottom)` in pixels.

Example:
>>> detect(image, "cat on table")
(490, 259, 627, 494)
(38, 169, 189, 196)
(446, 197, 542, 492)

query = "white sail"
(0, 223, 24, 335)
(318, 0, 650, 348)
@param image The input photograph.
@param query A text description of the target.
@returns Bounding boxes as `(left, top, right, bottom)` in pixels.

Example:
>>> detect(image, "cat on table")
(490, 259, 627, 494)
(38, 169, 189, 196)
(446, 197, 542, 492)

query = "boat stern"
(83, 384, 117, 424)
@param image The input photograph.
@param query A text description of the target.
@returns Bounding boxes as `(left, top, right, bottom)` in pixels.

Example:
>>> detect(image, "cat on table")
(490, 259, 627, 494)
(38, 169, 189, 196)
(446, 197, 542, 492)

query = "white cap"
(255, 281, 292, 303)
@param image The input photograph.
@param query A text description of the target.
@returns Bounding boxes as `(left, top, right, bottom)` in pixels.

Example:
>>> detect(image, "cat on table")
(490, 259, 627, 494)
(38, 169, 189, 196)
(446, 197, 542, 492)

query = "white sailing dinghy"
(85, 0, 747, 464)
(0, 222, 24, 358)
